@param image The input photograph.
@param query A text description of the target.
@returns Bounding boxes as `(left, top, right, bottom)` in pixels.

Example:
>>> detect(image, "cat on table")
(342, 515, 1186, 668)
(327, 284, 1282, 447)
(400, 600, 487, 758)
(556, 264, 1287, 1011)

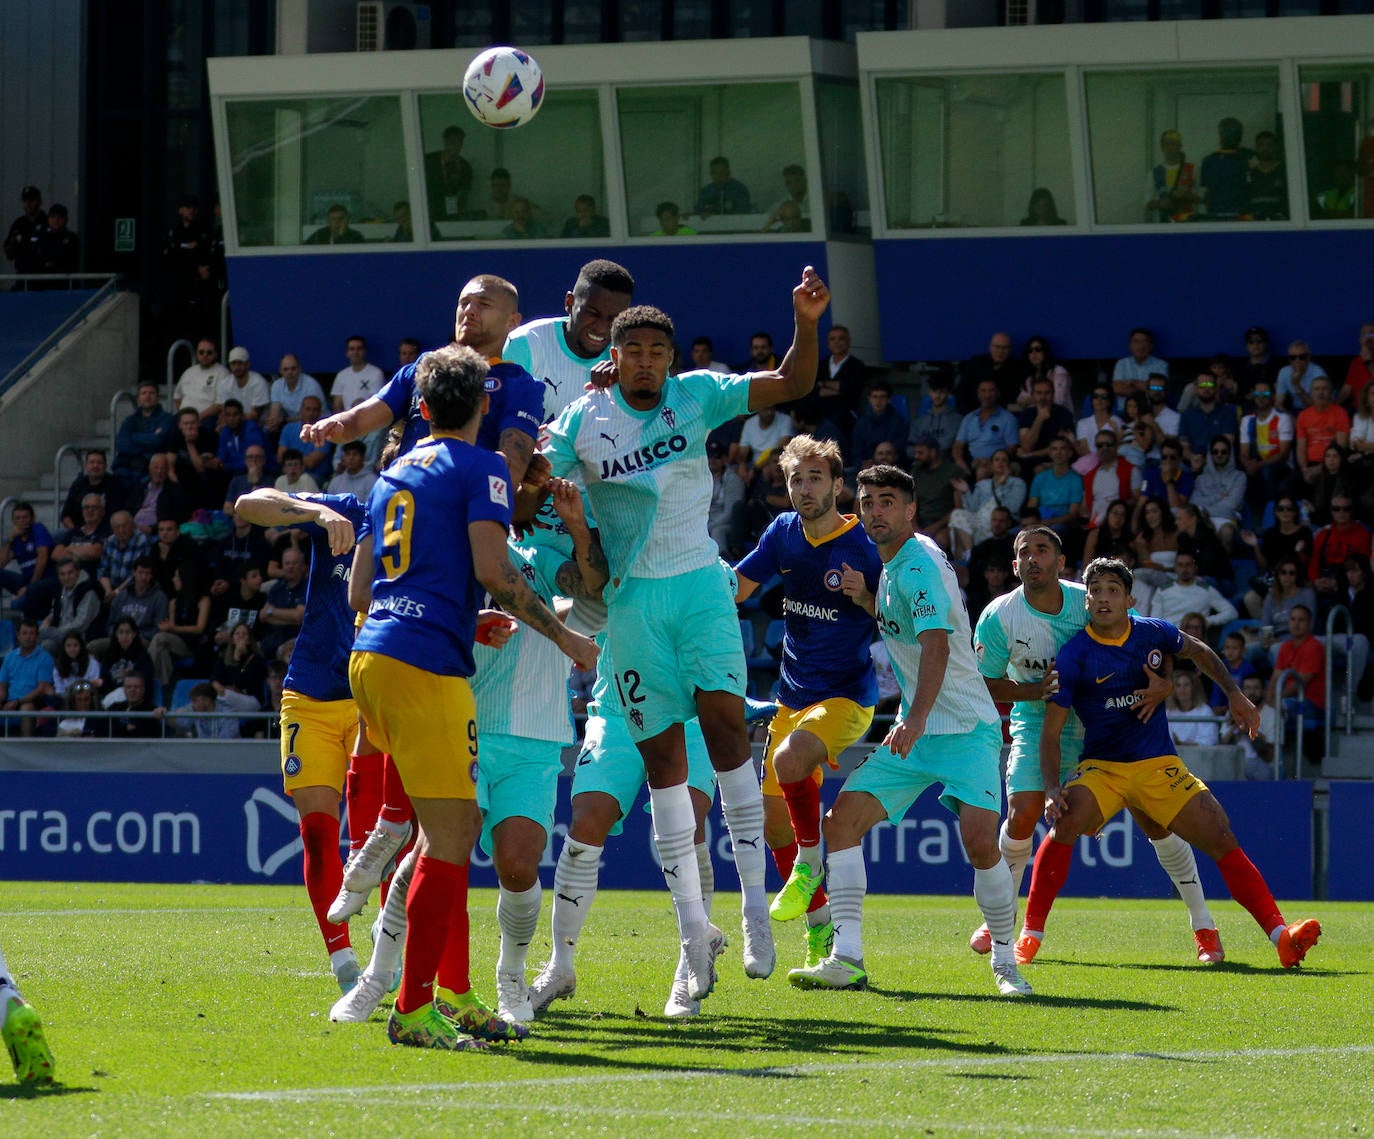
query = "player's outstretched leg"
(971, 817, 1035, 955)
(771, 774, 826, 922)
(974, 857, 1032, 997)
(531, 834, 600, 1012)
(789, 844, 867, 990)
(1146, 828, 1223, 964)
(1, 949, 53, 1085)
(1016, 836, 1074, 964)
(716, 761, 775, 980)
(330, 847, 414, 1022)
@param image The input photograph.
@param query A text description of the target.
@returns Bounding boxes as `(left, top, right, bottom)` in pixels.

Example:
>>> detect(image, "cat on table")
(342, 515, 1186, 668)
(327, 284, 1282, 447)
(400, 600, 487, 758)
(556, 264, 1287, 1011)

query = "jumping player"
(734, 435, 882, 971)
(1026, 556, 1321, 970)
(347, 344, 597, 1050)
(972, 527, 1225, 965)
(542, 267, 830, 1003)
(789, 465, 1032, 998)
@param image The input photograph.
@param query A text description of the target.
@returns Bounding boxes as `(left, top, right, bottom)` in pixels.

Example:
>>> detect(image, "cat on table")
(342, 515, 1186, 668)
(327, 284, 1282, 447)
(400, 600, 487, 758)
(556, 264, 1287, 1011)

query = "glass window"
(224, 95, 407, 248)
(1085, 67, 1287, 225)
(616, 83, 807, 236)
(816, 78, 871, 236)
(875, 73, 1074, 230)
(418, 90, 605, 241)
(1299, 65, 1374, 221)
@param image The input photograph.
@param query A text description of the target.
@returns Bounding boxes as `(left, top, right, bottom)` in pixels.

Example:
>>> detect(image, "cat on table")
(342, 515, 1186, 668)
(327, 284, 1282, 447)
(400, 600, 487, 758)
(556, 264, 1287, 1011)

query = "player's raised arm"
(747, 265, 830, 411)
(299, 395, 393, 447)
(470, 518, 599, 671)
(548, 478, 608, 600)
(234, 487, 357, 556)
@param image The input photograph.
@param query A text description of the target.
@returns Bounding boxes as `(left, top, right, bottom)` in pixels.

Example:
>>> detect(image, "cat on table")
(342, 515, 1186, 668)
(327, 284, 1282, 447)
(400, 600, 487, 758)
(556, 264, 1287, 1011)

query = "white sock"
(497, 882, 542, 975)
(826, 846, 867, 962)
(695, 841, 714, 920)
(999, 822, 1035, 897)
(364, 847, 415, 980)
(974, 858, 1018, 967)
(551, 837, 602, 970)
(1151, 833, 1215, 931)
(649, 783, 706, 938)
(716, 762, 767, 913)
(0, 945, 18, 1005)
(377, 816, 409, 837)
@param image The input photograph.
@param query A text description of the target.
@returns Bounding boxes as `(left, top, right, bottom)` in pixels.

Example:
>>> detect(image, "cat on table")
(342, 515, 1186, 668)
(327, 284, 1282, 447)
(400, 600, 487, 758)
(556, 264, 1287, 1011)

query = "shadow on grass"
(0, 1082, 98, 1100)
(1042, 958, 1347, 977)
(866, 984, 1174, 1012)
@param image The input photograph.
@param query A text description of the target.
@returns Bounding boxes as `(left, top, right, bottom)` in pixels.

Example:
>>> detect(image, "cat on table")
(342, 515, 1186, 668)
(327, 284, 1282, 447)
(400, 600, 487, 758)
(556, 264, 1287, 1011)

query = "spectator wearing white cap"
(217, 346, 271, 420)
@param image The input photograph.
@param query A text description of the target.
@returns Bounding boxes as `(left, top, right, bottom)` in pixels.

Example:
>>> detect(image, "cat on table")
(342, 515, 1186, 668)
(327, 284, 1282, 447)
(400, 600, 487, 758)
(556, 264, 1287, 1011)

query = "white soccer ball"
(463, 46, 545, 130)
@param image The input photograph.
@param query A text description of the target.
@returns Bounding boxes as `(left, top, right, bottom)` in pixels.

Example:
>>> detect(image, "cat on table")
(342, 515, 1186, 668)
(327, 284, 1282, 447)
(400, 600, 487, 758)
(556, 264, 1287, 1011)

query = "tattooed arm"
(470, 519, 599, 670)
(234, 487, 357, 556)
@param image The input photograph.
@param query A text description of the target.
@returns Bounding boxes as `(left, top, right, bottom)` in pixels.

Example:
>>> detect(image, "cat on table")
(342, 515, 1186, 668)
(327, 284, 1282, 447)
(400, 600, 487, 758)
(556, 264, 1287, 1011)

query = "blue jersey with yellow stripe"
(1052, 615, 1185, 763)
(353, 435, 512, 677)
(283, 492, 367, 702)
(736, 512, 881, 709)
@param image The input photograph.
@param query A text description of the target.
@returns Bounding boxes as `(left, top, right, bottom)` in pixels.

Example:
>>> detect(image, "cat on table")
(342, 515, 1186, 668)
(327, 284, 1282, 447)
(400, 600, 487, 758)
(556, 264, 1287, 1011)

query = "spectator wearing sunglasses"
(1276, 339, 1329, 413)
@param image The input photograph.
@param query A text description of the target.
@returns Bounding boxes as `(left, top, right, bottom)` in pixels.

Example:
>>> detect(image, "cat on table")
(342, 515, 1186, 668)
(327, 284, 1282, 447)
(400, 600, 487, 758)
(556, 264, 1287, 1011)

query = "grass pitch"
(1, 882, 1369, 1136)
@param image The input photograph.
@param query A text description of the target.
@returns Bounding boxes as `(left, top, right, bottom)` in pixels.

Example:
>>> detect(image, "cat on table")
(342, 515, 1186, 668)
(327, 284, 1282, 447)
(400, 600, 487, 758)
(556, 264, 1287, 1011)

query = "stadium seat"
(1219, 618, 1260, 645)
(170, 678, 209, 711)
(1259, 501, 1275, 530)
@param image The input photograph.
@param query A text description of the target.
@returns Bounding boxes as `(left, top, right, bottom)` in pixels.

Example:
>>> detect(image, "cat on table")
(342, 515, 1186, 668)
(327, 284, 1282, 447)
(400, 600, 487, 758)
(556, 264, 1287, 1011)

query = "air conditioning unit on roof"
(357, 2, 432, 51)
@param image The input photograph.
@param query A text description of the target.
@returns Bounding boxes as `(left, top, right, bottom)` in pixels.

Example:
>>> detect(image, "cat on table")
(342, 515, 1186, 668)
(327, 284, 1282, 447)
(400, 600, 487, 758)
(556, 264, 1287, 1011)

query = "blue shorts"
(1005, 724, 1084, 797)
(843, 719, 1004, 822)
(571, 707, 717, 837)
(476, 731, 563, 857)
(606, 563, 746, 742)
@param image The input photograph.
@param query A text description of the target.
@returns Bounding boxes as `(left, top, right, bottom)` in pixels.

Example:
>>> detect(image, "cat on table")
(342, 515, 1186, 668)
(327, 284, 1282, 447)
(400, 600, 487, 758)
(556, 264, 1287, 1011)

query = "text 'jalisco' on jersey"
(1052, 614, 1186, 764)
(376, 355, 544, 458)
(282, 492, 368, 702)
(503, 315, 610, 424)
(974, 581, 1089, 749)
(736, 513, 882, 710)
(542, 369, 751, 590)
(471, 540, 575, 744)
(352, 436, 512, 678)
(876, 532, 1000, 734)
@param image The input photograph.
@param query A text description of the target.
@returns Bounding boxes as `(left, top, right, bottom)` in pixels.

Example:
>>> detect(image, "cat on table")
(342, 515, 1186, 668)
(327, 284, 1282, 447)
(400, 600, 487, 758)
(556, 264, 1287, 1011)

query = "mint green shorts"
(843, 719, 1004, 822)
(1005, 725, 1084, 796)
(476, 731, 563, 857)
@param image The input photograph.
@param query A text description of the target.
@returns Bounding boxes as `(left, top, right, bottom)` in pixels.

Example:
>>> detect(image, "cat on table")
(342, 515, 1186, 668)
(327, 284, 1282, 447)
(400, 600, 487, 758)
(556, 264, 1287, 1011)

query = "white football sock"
(649, 783, 706, 938)
(364, 847, 415, 981)
(826, 845, 867, 962)
(695, 840, 714, 920)
(0, 945, 18, 1004)
(716, 762, 768, 913)
(550, 837, 602, 970)
(1151, 832, 1216, 931)
(497, 882, 542, 975)
(974, 858, 1018, 967)
(999, 821, 1035, 897)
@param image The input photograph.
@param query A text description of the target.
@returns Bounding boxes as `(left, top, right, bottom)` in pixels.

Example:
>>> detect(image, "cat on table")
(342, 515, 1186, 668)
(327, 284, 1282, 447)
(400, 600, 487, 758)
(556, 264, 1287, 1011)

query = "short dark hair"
(611, 305, 675, 346)
(442, 125, 465, 142)
(1015, 525, 1063, 555)
(575, 259, 634, 297)
(281, 448, 303, 464)
(1130, 326, 1154, 341)
(655, 201, 679, 217)
(692, 336, 713, 350)
(399, 336, 421, 353)
(1084, 556, 1134, 594)
(751, 331, 774, 346)
(574, 193, 595, 208)
(86, 447, 107, 461)
(190, 682, 217, 702)
(856, 464, 915, 501)
(491, 167, 510, 181)
(222, 398, 243, 413)
(11, 501, 34, 517)
(132, 557, 156, 572)
(1290, 603, 1312, 620)
(346, 335, 367, 349)
(466, 273, 519, 308)
(341, 440, 366, 456)
(868, 380, 892, 395)
(415, 344, 488, 431)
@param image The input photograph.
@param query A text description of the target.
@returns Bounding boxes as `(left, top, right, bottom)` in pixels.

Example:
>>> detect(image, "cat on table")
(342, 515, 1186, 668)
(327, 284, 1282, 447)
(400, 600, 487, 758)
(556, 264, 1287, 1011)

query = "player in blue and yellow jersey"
(503, 259, 635, 422)
(973, 527, 1224, 966)
(302, 273, 544, 484)
(542, 266, 831, 1002)
(789, 464, 1032, 998)
(234, 486, 367, 994)
(346, 344, 598, 1051)
(1022, 556, 1321, 970)
(734, 434, 881, 972)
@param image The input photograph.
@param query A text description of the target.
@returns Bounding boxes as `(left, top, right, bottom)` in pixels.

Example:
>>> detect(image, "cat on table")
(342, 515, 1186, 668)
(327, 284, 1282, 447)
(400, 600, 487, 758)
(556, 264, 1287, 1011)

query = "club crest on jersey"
(520, 562, 536, 584)
(660, 406, 676, 429)
(484, 374, 502, 393)
(489, 474, 509, 506)
(469, 760, 479, 784)
(823, 568, 843, 592)
(1147, 648, 1163, 669)
(629, 707, 644, 731)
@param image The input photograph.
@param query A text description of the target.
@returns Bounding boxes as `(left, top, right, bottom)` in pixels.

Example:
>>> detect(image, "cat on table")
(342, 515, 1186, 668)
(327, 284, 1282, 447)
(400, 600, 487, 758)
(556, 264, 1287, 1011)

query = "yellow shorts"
(761, 697, 874, 797)
(1067, 753, 1209, 831)
(349, 651, 478, 801)
(279, 689, 358, 796)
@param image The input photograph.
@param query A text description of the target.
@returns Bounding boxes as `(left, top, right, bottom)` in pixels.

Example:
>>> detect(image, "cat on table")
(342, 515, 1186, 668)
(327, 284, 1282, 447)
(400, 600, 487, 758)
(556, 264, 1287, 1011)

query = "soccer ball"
(463, 46, 545, 130)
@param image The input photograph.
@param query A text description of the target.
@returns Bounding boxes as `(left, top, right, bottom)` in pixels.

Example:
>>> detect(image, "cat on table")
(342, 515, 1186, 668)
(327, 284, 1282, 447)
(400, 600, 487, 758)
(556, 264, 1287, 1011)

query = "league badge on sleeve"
(489, 474, 510, 507)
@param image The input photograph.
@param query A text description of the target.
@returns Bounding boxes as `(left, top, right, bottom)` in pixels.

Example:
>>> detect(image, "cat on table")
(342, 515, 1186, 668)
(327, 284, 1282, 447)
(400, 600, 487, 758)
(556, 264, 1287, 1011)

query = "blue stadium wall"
(226, 241, 827, 373)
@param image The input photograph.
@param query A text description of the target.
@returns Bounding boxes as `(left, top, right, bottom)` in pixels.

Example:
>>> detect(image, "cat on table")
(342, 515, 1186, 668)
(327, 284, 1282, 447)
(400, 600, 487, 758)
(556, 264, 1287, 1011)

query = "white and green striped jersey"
(875, 532, 999, 735)
(542, 370, 751, 590)
(503, 316, 610, 423)
(974, 582, 1087, 751)
(472, 540, 574, 743)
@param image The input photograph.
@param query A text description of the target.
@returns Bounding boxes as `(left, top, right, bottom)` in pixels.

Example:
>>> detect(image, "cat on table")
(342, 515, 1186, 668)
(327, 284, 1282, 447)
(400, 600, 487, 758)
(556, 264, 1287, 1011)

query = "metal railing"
(108, 388, 137, 459)
(166, 339, 194, 412)
(0, 276, 121, 400)
(220, 291, 232, 361)
(1324, 604, 1355, 759)
(1270, 667, 1308, 781)
(0, 706, 278, 740)
(49, 443, 84, 530)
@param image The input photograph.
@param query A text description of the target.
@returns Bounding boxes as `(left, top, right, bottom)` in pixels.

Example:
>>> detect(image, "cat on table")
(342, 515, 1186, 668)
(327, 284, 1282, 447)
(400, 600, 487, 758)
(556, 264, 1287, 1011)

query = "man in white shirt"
(1112, 327, 1169, 411)
(174, 338, 231, 423)
(330, 335, 387, 413)
(738, 404, 795, 464)
(218, 346, 271, 420)
(1148, 550, 1238, 629)
(265, 353, 327, 435)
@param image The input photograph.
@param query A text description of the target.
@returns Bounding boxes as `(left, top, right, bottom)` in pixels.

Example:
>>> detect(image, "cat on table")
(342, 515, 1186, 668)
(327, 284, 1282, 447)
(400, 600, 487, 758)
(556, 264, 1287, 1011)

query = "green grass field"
(1, 882, 1369, 1137)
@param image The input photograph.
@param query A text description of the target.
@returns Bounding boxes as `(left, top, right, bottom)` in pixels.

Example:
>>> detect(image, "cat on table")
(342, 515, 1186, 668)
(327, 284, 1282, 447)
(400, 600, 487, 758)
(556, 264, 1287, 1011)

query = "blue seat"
(1259, 501, 1275, 530)
(1219, 618, 1260, 645)
(170, 678, 210, 711)
(1228, 559, 1259, 598)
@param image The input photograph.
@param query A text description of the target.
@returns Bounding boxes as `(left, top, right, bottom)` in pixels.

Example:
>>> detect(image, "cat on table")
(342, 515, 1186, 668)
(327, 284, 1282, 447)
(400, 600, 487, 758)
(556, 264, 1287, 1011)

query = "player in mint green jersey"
(789, 464, 1031, 998)
(972, 526, 1223, 965)
(503, 259, 635, 422)
(542, 266, 831, 1003)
